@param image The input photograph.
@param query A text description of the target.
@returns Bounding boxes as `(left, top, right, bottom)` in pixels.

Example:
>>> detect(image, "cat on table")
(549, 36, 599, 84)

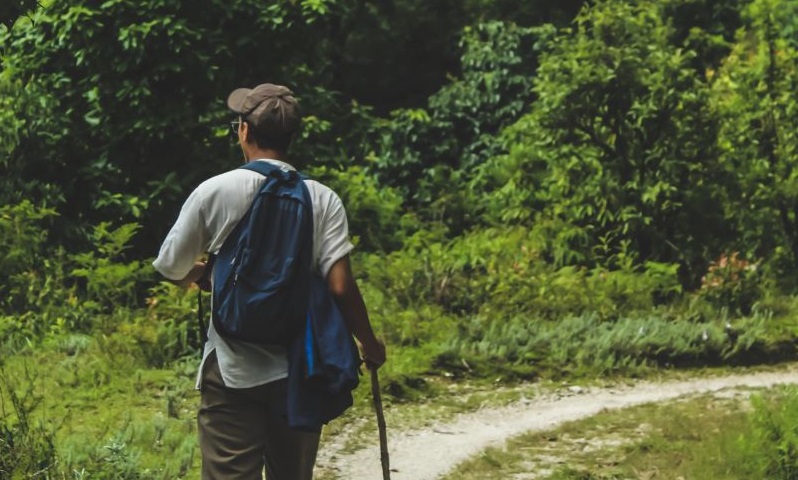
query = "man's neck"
(244, 147, 285, 162)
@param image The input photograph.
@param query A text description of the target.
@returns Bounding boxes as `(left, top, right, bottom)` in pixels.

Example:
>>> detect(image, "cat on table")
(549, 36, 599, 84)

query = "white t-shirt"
(152, 159, 354, 389)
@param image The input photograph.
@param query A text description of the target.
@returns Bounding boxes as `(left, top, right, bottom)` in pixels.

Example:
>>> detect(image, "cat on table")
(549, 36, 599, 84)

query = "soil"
(317, 365, 798, 480)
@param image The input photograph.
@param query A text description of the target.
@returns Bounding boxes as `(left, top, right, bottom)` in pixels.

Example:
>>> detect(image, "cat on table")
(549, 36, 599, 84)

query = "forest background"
(3, 0, 798, 478)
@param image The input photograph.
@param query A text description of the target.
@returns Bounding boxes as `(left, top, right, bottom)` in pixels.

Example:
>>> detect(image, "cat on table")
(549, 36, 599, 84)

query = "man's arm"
(170, 261, 208, 289)
(153, 186, 211, 285)
(327, 255, 386, 368)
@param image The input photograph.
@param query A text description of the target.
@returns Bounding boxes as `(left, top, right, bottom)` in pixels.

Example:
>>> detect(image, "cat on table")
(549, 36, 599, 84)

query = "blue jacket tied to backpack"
(212, 161, 313, 345)
(287, 275, 361, 431)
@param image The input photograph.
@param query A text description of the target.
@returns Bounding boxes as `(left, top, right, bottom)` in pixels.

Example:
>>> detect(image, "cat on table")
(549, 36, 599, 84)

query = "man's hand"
(360, 337, 386, 369)
(171, 261, 207, 289)
(195, 260, 214, 292)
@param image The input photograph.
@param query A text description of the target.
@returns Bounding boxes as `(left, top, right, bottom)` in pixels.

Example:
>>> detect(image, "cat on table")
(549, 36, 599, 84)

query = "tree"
(0, 0, 373, 254)
(0, 0, 587, 255)
(712, 0, 798, 282)
(370, 21, 556, 234)
(0, 0, 38, 31)
(663, 0, 747, 70)
(479, 0, 728, 284)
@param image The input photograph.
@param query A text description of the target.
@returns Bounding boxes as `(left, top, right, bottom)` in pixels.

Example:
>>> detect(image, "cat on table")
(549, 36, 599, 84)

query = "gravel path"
(321, 365, 798, 480)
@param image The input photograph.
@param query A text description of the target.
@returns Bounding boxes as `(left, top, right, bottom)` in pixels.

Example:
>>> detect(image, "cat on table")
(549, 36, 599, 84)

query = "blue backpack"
(211, 161, 313, 345)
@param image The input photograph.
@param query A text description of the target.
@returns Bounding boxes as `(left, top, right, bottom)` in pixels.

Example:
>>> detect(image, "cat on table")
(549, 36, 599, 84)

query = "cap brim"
(227, 88, 251, 113)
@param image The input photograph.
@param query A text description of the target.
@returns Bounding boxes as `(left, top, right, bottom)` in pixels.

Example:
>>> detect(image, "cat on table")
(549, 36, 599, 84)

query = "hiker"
(152, 83, 387, 479)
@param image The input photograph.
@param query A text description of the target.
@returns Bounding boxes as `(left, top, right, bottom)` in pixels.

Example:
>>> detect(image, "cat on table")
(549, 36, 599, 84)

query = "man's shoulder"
(199, 168, 257, 189)
(303, 178, 343, 207)
(302, 177, 334, 193)
(191, 168, 344, 211)
(191, 168, 260, 198)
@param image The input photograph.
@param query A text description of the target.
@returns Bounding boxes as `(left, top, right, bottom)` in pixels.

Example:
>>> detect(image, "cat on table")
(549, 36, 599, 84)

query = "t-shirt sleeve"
(317, 191, 355, 278)
(152, 187, 210, 281)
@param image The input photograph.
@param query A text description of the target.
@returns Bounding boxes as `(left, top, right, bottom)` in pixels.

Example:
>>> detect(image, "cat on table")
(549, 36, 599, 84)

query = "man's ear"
(240, 120, 251, 143)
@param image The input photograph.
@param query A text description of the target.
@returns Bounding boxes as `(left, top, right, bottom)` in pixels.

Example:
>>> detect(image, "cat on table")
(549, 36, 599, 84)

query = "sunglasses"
(229, 120, 241, 136)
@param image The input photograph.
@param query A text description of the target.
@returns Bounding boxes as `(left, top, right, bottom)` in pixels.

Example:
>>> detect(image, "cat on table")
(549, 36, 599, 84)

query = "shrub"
(0, 201, 59, 313)
(71, 222, 154, 315)
(309, 164, 415, 252)
(90, 282, 204, 368)
(697, 252, 764, 314)
(360, 226, 682, 323)
(0, 364, 59, 478)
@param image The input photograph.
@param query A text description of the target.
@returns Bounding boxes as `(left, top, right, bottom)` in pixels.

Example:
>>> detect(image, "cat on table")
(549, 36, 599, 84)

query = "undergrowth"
(2, 186, 798, 478)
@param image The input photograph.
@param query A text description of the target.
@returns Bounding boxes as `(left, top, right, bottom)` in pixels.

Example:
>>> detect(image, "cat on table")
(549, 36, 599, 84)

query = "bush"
(697, 252, 764, 314)
(0, 364, 58, 478)
(309, 164, 415, 252)
(360, 226, 682, 322)
(71, 222, 154, 316)
(87, 281, 203, 369)
(0, 201, 59, 312)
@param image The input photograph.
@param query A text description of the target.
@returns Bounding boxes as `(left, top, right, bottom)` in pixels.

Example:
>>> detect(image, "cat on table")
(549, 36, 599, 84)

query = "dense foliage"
(2, 0, 797, 379)
(3, 0, 798, 476)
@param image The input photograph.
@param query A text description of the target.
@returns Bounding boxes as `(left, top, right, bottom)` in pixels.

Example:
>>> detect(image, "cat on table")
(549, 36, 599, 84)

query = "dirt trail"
(319, 365, 798, 480)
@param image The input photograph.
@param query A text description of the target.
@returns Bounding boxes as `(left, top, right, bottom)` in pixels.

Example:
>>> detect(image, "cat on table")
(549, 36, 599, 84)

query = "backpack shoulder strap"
(240, 160, 308, 183)
(240, 160, 281, 177)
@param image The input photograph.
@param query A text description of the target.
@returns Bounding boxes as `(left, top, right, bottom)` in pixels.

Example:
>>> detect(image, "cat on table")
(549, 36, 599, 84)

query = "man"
(152, 83, 386, 479)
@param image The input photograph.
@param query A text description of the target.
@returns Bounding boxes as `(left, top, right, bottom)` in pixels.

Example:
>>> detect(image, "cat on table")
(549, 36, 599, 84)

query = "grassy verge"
(442, 385, 798, 480)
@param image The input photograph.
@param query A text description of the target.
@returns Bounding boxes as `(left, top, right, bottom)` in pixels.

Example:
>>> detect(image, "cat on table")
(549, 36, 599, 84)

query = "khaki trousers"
(198, 352, 320, 479)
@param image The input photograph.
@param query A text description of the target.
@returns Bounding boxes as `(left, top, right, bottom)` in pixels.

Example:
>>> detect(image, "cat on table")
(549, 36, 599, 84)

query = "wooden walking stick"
(370, 367, 391, 480)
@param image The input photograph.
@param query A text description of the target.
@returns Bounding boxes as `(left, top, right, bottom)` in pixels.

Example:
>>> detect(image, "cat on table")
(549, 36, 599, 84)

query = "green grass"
(0, 345, 200, 478)
(1, 322, 796, 479)
(0, 335, 582, 479)
(440, 388, 782, 480)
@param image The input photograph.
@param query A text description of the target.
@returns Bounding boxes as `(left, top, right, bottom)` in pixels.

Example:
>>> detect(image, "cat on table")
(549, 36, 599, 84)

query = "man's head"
(227, 83, 301, 156)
